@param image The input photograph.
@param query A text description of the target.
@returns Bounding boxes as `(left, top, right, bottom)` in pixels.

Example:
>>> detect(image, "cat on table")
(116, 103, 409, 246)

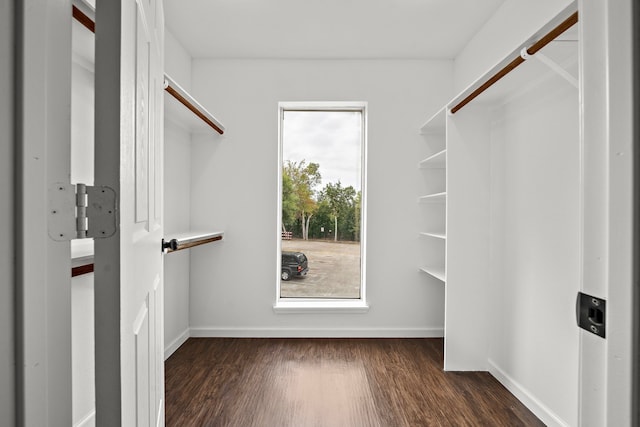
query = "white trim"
(164, 328, 190, 360)
(488, 359, 569, 427)
(155, 398, 164, 427)
(273, 299, 370, 313)
(190, 327, 443, 338)
(277, 101, 369, 307)
(73, 409, 96, 427)
(132, 304, 149, 336)
(279, 101, 368, 111)
(18, 0, 73, 424)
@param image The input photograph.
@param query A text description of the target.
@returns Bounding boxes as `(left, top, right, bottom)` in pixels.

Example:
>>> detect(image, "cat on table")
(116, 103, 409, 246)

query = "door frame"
(1, 0, 15, 424)
(579, 0, 635, 425)
(15, 0, 73, 425)
(93, 1, 124, 422)
(10, 0, 638, 424)
(633, 0, 640, 423)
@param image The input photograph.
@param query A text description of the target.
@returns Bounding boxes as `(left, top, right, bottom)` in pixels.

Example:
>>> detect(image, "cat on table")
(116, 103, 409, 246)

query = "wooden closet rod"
(450, 11, 578, 115)
(163, 75, 226, 134)
(71, 5, 225, 135)
(73, 5, 95, 33)
(71, 256, 94, 277)
(162, 231, 224, 253)
(72, 263, 94, 277)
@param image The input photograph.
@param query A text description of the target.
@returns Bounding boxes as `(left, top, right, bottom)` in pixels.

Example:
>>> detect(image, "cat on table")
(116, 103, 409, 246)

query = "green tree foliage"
(319, 181, 357, 241)
(352, 191, 362, 242)
(281, 172, 298, 232)
(308, 199, 332, 239)
(282, 161, 362, 242)
(282, 160, 321, 239)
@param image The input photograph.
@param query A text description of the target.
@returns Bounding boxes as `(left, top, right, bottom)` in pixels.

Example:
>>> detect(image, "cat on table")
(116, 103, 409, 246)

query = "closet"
(418, 3, 580, 425)
(71, 3, 226, 273)
(162, 74, 226, 253)
(419, 3, 580, 424)
(69, 2, 225, 424)
(70, 0, 583, 424)
(162, 37, 227, 358)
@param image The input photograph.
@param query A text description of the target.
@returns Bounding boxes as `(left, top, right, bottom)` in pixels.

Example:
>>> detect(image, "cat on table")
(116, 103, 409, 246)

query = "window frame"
(275, 102, 369, 313)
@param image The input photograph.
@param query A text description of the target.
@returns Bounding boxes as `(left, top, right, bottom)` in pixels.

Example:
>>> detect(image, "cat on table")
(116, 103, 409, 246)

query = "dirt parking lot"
(281, 239, 361, 298)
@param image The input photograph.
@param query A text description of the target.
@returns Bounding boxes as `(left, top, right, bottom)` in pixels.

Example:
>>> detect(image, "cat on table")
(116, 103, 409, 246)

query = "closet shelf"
(418, 192, 446, 203)
(419, 149, 446, 169)
(162, 231, 224, 253)
(420, 107, 446, 134)
(420, 232, 446, 240)
(448, 3, 578, 114)
(164, 74, 225, 135)
(419, 266, 446, 283)
(419, 2, 578, 126)
(70, 5, 226, 136)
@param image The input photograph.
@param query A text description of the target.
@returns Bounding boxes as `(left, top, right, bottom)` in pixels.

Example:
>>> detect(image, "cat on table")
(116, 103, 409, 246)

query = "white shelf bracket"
(520, 47, 578, 89)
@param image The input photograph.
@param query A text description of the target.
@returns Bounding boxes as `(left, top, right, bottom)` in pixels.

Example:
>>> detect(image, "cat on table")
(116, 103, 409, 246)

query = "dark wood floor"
(165, 338, 544, 427)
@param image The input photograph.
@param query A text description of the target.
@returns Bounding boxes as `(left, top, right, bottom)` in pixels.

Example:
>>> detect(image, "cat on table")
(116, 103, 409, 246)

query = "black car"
(281, 251, 309, 281)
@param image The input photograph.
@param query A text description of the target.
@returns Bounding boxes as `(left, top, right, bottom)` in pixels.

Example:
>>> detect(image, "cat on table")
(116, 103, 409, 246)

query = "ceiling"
(164, 0, 506, 59)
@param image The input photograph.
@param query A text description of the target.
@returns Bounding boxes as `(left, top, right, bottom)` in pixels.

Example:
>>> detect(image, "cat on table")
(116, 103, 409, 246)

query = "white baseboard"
(488, 359, 569, 427)
(74, 409, 96, 427)
(189, 327, 444, 338)
(163, 327, 443, 357)
(164, 328, 190, 360)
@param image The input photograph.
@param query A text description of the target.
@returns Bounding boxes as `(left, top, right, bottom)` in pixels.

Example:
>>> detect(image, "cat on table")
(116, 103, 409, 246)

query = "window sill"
(273, 300, 370, 314)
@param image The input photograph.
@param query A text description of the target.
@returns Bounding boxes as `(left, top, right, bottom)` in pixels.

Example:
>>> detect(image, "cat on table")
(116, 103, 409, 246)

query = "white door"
(93, 1, 165, 425)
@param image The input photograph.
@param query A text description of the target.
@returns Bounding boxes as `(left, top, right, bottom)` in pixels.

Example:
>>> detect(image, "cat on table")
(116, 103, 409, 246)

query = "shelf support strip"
(525, 51, 578, 88)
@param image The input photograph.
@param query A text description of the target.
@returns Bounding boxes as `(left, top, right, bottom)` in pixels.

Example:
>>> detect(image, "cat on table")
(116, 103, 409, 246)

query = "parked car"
(281, 251, 309, 281)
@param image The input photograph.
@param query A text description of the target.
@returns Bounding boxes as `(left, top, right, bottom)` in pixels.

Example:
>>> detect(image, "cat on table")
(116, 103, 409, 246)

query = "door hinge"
(48, 182, 117, 241)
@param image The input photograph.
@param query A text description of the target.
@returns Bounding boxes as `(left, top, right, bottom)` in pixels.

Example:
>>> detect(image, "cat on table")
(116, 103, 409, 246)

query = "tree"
(319, 181, 356, 242)
(308, 199, 332, 239)
(283, 160, 321, 240)
(281, 172, 298, 232)
(352, 191, 362, 242)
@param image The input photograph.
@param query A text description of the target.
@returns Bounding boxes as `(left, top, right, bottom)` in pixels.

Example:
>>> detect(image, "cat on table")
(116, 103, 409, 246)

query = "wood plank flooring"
(165, 338, 544, 427)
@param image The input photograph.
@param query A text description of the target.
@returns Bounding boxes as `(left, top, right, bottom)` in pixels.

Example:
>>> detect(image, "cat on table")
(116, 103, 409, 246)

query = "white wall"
(71, 274, 95, 427)
(163, 122, 192, 357)
(488, 75, 580, 426)
(71, 58, 94, 186)
(188, 59, 452, 336)
(163, 30, 193, 357)
(453, 0, 574, 93)
(0, 0, 14, 423)
(165, 30, 192, 91)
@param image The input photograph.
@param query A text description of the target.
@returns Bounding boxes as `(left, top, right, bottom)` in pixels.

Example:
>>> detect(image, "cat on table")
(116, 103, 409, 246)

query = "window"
(276, 102, 367, 310)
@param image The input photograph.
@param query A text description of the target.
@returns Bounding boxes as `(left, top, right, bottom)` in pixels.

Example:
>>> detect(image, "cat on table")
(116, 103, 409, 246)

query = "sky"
(282, 110, 362, 192)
